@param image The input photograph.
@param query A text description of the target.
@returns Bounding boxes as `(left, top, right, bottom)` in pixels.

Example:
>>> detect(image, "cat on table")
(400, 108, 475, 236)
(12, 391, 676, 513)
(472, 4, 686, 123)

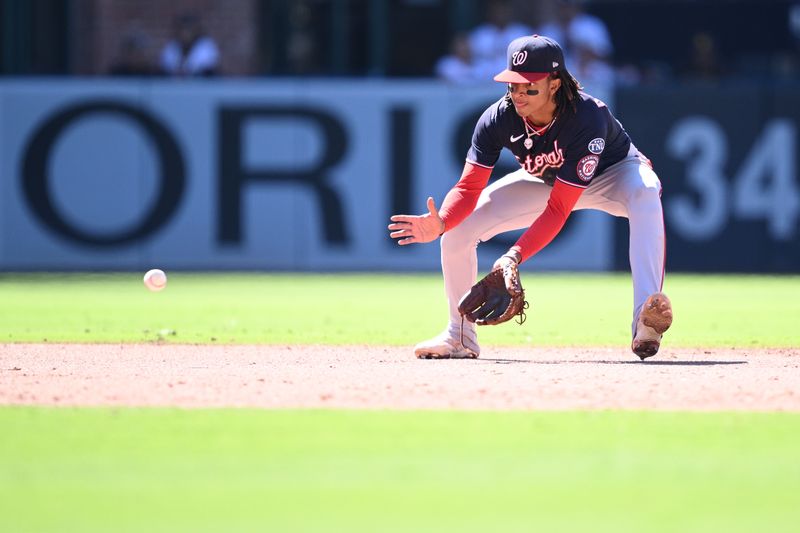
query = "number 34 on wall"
(666, 117, 798, 241)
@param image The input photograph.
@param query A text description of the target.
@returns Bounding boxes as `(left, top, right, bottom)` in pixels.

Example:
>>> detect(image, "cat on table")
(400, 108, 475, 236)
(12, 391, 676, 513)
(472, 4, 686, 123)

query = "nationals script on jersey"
(466, 91, 631, 188)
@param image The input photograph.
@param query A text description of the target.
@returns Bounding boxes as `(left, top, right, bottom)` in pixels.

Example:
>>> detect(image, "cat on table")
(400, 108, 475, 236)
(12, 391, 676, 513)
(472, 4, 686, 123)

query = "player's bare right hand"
(388, 197, 445, 245)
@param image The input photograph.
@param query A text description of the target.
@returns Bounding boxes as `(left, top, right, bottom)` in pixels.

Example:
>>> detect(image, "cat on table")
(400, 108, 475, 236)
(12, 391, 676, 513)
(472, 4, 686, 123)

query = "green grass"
(3, 273, 798, 532)
(1, 408, 799, 533)
(0, 272, 798, 347)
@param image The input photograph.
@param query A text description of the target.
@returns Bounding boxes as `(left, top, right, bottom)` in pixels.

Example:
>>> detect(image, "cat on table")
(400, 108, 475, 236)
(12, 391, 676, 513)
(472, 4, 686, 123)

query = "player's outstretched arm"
(388, 197, 445, 245)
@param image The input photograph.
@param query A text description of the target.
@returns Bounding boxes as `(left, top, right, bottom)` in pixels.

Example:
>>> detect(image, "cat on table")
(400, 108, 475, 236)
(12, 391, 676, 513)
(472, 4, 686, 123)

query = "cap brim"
(493, 70, 550, 83)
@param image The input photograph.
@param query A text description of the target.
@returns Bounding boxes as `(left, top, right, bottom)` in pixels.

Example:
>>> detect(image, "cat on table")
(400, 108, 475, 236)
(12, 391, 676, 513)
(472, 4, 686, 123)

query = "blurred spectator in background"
(435, 33, 483, 84)
(569, 32, 615, 102)
(109, 30, 157, 76)
(775, 2, 800, 78)
(468, 0, 534, 79)
(286, 1, 321, 75)
(537, 0, 612, 65)
(537, 0, 613, 101)
(682, 31, 725, 82)
(159, 13, 220, 77)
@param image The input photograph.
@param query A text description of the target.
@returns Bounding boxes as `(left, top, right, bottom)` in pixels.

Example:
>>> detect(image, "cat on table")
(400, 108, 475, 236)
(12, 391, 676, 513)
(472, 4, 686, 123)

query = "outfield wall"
(615, 83, 800, 273)
(1, 79, 798, 272)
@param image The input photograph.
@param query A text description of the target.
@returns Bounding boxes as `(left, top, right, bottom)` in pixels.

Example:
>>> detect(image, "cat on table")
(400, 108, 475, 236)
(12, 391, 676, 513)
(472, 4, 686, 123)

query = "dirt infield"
(1, 344, 798, 411)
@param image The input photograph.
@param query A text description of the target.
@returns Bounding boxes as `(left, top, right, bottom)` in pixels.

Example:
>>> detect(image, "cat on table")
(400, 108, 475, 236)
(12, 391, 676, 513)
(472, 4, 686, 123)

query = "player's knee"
(441, 226, 478, 253)
(628, 183, 662, 213)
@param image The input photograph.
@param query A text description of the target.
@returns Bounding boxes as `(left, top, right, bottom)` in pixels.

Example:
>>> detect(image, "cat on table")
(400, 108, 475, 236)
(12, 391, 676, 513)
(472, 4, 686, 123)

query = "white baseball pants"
(440, 146, 665, 339)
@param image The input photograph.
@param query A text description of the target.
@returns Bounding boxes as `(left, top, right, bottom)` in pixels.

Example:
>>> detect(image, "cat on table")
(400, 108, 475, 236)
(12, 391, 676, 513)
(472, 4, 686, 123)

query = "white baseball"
(143, 269, 167, 292)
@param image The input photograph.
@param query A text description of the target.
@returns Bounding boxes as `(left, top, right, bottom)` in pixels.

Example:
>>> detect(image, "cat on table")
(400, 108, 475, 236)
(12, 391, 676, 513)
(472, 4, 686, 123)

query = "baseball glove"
(458, 259, 528, 326)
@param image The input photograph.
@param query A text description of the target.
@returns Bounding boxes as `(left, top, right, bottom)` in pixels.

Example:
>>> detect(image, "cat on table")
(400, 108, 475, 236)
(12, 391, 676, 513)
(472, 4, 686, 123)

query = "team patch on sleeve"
(576, 155, 600, 182)
(588, 138, 605, 154)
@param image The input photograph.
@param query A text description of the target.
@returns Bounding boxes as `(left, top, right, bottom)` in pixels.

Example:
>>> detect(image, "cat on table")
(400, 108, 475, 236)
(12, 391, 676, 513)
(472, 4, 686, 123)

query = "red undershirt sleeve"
(438, 162, 493, 232)
(510, 179, 585, 263)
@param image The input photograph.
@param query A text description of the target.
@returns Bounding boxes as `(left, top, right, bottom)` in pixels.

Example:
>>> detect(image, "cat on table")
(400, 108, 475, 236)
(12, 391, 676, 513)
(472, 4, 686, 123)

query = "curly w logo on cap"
(494, 34, 565, 84)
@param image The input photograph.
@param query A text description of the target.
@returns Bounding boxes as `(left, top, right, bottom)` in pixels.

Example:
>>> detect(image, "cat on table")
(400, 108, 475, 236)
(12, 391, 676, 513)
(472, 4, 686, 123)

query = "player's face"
(507, 78, 559, 117)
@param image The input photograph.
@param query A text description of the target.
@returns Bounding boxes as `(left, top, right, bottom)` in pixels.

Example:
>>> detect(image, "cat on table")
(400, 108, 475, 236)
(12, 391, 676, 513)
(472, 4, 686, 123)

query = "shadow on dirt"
(479, 359, 748, 366)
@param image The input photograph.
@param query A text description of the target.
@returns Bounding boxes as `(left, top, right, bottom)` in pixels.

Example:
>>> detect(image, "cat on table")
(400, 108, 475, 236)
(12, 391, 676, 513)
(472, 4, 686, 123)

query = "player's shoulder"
(575, 91, 610, 114)
(477, 95, 516, 127)
(567, 91, 615, 128)
(486, 94, 514, 115)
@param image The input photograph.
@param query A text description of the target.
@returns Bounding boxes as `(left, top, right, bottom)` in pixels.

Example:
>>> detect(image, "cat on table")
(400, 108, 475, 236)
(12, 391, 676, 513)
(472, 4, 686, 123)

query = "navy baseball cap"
(494, 34, 565, 84)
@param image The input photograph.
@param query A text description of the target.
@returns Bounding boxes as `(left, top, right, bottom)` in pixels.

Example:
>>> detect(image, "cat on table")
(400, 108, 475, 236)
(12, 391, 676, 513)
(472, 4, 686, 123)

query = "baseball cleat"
(414, 330, 480, 359)
(632, 292, 673, 360)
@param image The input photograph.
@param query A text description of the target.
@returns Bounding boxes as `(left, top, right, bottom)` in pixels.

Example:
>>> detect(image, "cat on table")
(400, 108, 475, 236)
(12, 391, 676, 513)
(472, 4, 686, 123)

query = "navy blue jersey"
(466, 91, 631, 188)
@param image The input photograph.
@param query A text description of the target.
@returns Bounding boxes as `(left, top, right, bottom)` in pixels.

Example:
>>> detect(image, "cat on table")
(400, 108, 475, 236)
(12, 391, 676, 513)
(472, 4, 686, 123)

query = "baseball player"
(388, 34, 672, 360)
